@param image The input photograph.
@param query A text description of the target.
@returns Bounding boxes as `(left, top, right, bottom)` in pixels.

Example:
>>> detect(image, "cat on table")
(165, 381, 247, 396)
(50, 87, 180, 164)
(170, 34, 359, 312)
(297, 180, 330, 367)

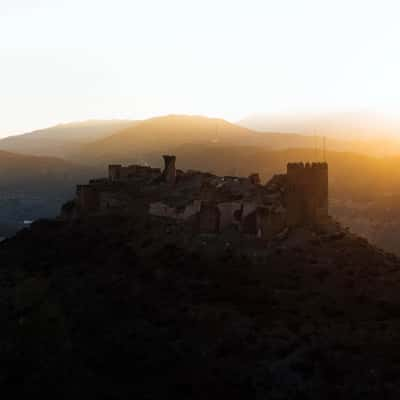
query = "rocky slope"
(1, 215, 400, 398)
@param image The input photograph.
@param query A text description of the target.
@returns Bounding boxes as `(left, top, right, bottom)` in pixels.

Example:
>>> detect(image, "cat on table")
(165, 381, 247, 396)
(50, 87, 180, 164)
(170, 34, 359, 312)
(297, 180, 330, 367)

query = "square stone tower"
(162, 155, 176, 184)
(286, 162, 328, 227)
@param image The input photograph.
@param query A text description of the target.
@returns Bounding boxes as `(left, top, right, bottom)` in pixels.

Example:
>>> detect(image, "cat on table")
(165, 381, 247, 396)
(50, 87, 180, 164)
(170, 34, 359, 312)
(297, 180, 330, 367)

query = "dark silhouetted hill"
(1, 213, 400, 398)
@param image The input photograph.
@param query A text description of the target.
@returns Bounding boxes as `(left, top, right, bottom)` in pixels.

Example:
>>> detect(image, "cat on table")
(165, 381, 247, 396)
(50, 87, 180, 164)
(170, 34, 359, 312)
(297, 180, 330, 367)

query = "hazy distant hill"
(0, 149, 95, 187)
(2, 115, 393, 164)
(239, 112, 400, 156)
(80, 115, 363, 165)
(81, 115, 254, 163)
(240, 111, 398, 139)
(0, 120, 138, 159)
(238, 111, 400, 137)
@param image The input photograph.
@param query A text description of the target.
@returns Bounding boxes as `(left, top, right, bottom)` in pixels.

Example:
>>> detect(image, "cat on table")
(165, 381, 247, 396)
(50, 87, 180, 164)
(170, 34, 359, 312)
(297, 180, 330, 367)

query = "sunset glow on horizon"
(2, 0, 400, 136)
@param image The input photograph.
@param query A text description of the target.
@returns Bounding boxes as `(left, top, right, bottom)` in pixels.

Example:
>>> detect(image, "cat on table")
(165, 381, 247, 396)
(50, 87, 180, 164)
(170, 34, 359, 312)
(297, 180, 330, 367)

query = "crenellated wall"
(286, 162, 328, 227)
(256, 206, 287, 240)
(108, 164, 161, 182)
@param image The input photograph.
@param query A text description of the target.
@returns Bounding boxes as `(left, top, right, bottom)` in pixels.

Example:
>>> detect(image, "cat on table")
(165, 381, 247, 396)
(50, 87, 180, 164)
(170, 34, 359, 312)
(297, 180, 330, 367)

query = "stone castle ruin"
(63, 155, 329, 240)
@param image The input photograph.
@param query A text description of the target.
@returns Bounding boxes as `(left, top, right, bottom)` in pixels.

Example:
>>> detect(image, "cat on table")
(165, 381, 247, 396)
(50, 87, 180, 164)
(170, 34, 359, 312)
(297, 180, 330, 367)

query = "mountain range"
(3, 113, 400, 165)
(238, 111, 400, 139)
(239, 112, 400, 156)
(0, 119, 138, 159)
(2, 113, 400, 244)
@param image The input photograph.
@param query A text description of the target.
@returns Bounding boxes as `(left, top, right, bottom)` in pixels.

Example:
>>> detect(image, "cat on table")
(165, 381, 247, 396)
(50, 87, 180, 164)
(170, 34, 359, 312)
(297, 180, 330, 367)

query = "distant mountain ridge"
(3, 114, 400, 164)
(238, 111, 400, 140)
(0, 149, 97, 189)
(0, 120, 139, 159)
(80, 114, 378, 165)
(81, 115, 257, 164)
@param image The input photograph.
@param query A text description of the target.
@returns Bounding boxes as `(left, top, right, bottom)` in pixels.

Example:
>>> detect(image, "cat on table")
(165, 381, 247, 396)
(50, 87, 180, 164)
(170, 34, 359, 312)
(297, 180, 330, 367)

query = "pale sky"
(1, 0, 400, 137)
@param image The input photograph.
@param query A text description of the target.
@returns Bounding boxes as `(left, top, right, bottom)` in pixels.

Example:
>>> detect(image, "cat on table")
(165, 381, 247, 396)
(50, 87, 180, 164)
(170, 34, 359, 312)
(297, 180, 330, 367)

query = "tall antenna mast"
(323, 136, 326, 162)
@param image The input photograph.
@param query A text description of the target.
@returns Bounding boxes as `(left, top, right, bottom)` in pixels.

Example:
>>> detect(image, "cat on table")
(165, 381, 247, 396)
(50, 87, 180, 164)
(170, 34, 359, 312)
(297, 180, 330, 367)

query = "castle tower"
(108, 164, 122, 181)
(286, 162, 328, 227)
(248, 173, 261, 185)
(162, 155, 176, 184)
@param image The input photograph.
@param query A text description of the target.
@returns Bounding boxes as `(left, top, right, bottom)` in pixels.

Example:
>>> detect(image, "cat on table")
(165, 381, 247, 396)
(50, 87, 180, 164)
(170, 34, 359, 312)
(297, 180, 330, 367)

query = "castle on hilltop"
(62, 155, 329, 240)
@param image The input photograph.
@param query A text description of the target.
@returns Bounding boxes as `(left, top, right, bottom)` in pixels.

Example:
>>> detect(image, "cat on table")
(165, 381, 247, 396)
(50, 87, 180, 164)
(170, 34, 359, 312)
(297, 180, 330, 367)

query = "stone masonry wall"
(286, 162, 328, 227)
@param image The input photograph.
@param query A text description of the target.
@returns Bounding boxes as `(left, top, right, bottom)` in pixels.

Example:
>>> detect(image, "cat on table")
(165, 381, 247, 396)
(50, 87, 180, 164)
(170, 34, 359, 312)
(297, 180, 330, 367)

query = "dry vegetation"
(2, 215, 400, 398)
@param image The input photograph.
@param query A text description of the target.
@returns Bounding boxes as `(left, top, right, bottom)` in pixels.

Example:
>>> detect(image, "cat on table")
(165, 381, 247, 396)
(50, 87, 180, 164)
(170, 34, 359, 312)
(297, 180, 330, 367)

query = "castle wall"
(182, 200, 202, 220)
(242, 202, 257, 218)
(217, 202, 242, 231)
(108, 165, 122, 181)
(99, 192, 131, 211)
(76, 185, 100, 213)
(120, 165, 161, 179)
(198, 203, 220, 233)
(241, 202, 258, 234)
(109, 164, 161, 182)
(286, 162, 328, 227)
(149, 202, 180, 219)
(242, 210, 257, 234)
(200, 182, 218, 202)
(256, 206, 287, 240)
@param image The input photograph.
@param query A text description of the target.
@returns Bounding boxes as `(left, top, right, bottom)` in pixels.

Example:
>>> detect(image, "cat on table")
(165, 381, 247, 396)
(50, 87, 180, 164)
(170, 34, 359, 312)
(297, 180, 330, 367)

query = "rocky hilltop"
(2, 159, 400, 399)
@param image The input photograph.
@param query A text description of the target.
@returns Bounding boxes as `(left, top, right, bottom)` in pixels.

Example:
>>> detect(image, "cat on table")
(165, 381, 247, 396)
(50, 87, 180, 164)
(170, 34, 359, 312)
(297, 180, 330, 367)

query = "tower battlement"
(287, 162, 328, 170)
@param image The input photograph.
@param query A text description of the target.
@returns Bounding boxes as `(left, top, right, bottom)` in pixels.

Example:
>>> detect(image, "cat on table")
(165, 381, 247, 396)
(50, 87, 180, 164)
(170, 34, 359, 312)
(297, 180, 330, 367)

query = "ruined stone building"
(63, 155, 329, 240)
